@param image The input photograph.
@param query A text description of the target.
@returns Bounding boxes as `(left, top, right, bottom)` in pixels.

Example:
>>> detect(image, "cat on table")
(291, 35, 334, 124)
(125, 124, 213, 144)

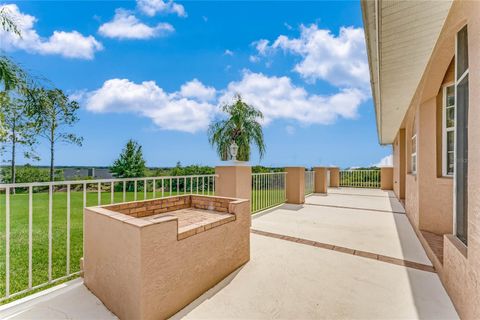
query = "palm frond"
(207, 95, 266, 162)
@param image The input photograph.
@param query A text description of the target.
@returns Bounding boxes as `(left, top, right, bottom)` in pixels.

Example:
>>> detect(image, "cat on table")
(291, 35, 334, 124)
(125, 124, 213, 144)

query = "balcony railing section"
(304, 171, 315, 196)
(339, 170, 380, 188)
(251, 172, 287, 213)
(0, 174, 216, 302)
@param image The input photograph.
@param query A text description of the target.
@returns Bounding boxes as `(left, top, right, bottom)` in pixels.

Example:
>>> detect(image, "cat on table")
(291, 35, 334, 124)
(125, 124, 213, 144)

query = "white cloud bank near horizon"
(0, 4, 103, 59)
(82, 70, 368, 133)
(373, 154, 393, 167)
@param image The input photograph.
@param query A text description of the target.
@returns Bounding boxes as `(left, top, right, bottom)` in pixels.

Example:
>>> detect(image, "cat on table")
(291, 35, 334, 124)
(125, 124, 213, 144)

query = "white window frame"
(411, 133, 417, 174)
(442, 82, 455, 177)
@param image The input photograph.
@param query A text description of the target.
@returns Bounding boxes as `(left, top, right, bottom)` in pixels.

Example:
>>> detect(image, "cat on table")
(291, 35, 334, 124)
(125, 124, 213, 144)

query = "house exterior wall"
(417, 94, 453, 235)
(392, 129, 405, 199)
(387, 1, 480, 318)
(404, 106, 420, 229)
(441, 2, 480, 318)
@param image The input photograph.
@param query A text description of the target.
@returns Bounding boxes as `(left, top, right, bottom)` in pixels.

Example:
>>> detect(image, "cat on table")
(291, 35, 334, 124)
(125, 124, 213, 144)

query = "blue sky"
(2, 0, 392, 168)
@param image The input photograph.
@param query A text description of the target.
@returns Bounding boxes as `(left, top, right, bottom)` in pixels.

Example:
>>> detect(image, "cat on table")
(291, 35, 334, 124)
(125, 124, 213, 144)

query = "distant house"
(63, 168, 114, 180)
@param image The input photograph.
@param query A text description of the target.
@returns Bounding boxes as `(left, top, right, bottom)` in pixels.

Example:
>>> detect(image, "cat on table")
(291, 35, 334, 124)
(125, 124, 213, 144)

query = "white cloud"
(85, 79, 216, 133)
(253, 39, 270, 55)
(249, 55, 260, 63)
(0, 4, 102, 59)
(373, 155, 393, 167)
(224, 49, 234, 56)
(137, 0, 186, 17)
(254, 24, 369, 89)
(285, 125, 295, 135)
(179, 79, 216, 102)
(98, 9, 174, 40)
(220, 71, 367, 125)
(83, 70, 368, 133)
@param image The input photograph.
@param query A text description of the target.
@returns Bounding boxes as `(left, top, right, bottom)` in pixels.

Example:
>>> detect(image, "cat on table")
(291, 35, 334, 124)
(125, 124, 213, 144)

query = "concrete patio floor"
(0, 188, 459, 319)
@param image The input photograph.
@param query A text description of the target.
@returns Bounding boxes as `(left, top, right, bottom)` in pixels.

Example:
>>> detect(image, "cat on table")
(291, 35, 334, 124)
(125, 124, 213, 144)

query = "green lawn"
(251, 189, 286, 213)
(0, 187, 283, 303)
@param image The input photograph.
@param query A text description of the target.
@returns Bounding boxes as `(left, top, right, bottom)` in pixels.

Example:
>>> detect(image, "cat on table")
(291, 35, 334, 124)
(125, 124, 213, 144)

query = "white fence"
(339, 170, 380, 188)
(304, 171, 315, 195)
(0, 174, 216, 302)
(251, 172, 287, 213)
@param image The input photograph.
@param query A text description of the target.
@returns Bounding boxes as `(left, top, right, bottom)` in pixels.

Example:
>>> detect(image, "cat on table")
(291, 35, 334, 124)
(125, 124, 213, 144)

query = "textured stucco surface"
(313, 167, 328, 193)
(328, 167, 340, 187)
(285, 167, 305, 204)
(83, 197, 251, 320)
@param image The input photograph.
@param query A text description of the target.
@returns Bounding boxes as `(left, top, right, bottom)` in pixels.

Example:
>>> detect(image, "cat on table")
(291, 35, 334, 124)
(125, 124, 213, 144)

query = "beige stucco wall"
(417, 94, 453, 235)
(390, 1, 480, 318)
(393, 129, 406, 199)
(84, 198, 251, 320)
(215, 166, 252, 201)
(328, 167, 340, 187)
(403, 105, 420, 229)
(313, 167, 328, 193)
(285, 167, 305, 204)
(380, 167, 393, 190)
(399, 49, 454, 234)
(440, 2, 480, 318)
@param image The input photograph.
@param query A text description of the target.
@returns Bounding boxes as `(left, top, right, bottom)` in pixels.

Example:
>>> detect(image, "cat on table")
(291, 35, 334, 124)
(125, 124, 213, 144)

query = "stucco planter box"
(83, 194, 250, 320)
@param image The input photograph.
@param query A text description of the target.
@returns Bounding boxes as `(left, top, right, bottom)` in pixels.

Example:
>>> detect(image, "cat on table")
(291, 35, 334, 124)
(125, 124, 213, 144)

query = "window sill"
(445, 234, 468, 259)
(439, 175, 454, 179)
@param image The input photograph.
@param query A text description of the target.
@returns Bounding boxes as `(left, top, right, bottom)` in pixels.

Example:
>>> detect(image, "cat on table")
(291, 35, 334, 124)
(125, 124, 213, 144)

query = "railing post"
(380, 166, 394, 190)
(215, 165, 252, 201)
(328, 167, 340, 187)
(313, 167, 328, 194)
(285, 167, 305, 204)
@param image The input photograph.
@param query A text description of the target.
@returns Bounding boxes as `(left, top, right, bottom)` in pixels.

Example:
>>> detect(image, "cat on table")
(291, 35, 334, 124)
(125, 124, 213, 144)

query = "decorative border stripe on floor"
(327, 192, 399, 199)
(250, 229, 435, 273)
(304, 202, 406, 215)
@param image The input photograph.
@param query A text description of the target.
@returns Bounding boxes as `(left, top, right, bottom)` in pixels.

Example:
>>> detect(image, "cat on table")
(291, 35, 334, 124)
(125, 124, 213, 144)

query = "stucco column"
(285, 167, 305, 204)
(329, 167, 340, 187)
(313, 167, 328, 194)
(380, 167, 394, 190)
(215, 165, 252, 201)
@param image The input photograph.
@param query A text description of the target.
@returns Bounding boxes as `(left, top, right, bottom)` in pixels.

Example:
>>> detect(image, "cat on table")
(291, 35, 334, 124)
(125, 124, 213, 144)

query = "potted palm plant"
(208, 95, 266, 163)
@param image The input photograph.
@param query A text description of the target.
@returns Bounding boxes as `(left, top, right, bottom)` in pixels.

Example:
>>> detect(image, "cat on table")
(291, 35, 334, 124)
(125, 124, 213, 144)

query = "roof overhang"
(361, 0, 452, 144)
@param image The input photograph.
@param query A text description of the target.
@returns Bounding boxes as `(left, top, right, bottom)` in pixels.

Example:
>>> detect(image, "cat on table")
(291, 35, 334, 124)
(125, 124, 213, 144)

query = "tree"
(0, 7, 31, 92)
(1, 164, 63, 184)
(208, 95, 266, 162)
(111, 140, 146, 181)
(0, 93, 38, 184)
(27, 88, 83, 181)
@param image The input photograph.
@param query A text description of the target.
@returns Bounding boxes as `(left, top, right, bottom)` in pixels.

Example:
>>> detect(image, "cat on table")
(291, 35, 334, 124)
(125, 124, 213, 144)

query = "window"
(411, 119, 417, 174)
(455, 25, 469, 245)
(443, 84, 455, 176)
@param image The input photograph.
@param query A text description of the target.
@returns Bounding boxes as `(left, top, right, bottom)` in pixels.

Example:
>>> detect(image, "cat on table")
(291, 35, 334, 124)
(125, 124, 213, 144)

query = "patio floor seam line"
(326, 192, 399, 199)
(303, 202, 406, 215)
(250, 229, 436, 273)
